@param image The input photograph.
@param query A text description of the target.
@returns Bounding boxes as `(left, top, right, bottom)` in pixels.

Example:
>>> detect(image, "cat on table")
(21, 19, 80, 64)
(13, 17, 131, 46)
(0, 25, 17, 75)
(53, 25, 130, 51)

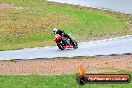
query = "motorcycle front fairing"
(54, 34, 64, 42)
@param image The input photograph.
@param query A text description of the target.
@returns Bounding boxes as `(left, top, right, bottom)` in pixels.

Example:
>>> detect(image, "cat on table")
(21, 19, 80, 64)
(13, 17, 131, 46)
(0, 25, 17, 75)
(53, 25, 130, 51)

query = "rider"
(52, 28, 74, 45)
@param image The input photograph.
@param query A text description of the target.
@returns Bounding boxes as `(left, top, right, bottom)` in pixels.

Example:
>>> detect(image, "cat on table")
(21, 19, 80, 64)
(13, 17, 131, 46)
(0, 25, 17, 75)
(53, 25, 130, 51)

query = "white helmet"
(53, 28, 58, 34)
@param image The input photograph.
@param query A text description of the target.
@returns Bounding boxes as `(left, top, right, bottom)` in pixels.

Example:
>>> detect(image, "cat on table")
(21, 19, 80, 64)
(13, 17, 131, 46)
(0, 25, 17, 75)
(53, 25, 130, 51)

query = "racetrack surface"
(47, 0, 132, 14)
(0, 35, 132, 60)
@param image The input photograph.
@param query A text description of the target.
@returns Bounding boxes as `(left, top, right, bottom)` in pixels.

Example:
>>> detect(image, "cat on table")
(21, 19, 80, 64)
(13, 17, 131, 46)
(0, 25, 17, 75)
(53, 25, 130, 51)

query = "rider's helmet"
(53, 28, 58, 34)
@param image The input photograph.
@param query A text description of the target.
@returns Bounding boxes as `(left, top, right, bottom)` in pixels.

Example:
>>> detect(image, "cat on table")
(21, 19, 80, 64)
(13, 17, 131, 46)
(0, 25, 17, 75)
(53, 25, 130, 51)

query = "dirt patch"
(0, 3, 13, 9)
(0, 55, 132, 75)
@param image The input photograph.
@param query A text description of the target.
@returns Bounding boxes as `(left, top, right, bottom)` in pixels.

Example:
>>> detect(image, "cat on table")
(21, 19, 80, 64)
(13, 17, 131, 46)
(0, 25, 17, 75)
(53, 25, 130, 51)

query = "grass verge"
(0, 0, 132, 50)
(0, 71, 131, 88)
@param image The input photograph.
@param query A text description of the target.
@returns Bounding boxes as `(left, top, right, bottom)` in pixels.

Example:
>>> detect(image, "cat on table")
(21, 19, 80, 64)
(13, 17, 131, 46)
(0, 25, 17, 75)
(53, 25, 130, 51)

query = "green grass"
(0, 72, 131, 88)
(0, 0, 132, 50)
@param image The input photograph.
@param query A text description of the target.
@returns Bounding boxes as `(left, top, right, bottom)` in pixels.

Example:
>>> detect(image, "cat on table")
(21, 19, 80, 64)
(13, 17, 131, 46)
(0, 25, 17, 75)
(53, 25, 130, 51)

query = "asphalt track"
(0, 1, 132, 60)
(0, 35, 132, 60)
(47, 0, 132, 14)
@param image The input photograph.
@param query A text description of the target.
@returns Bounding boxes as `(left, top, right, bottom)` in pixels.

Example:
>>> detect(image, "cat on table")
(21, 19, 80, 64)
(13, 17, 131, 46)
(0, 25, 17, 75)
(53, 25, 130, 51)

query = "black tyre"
(57, 40, 65, 50)
(72, 40, 78, 49)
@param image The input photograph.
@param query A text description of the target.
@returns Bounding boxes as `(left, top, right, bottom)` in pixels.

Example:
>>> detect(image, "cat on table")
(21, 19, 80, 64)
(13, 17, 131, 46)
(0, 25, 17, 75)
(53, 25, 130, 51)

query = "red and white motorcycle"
(54, 34, 78, 50)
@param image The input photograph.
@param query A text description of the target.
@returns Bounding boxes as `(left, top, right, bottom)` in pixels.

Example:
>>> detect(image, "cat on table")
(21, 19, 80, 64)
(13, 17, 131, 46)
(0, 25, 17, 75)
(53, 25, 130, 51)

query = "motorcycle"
(54, 34, 78, 50)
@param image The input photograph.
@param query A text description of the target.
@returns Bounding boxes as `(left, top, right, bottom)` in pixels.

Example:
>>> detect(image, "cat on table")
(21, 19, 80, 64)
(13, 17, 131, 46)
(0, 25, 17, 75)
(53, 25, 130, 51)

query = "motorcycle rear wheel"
(72, 40, 78, 49)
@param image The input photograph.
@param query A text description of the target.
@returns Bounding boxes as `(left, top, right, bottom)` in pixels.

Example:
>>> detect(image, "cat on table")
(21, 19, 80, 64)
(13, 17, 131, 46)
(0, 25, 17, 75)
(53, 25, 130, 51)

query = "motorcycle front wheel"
(57, 41, 65, 50)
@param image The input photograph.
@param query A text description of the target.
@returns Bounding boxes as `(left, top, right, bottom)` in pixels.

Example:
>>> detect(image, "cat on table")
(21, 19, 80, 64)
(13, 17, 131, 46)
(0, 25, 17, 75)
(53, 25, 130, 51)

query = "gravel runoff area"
(0, 3, 13, 9)
(0, 55, 132, 75)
